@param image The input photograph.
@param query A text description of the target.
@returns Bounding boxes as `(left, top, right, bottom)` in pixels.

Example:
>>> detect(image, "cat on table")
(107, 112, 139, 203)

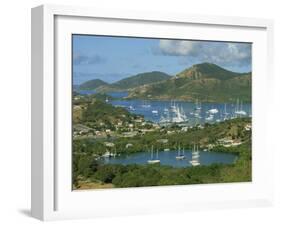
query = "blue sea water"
(110, 98, 251, 125)
(75, 90, 247, 167)
(76, 90, 251, 125)
(104, 150, 237, 167)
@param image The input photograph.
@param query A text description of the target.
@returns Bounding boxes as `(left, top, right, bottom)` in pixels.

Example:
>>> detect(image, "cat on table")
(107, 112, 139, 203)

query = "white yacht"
(172, 105, 188, 123)
(189, 145, 200, 166)
(208, 108, 219, 114)
(194, 99, 202, 111)
(223, 103, 229, 120)
(235, 99, 247, 116)
(176, 145, 185, 160)
(147, 146, 160, 164)
(170, 100, 177, 112)
(141, 100, 151, 108)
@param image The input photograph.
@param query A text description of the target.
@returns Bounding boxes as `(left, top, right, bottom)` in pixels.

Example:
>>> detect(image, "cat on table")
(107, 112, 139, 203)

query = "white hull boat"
(147, 159, 160, 164)
(190, 145, 200, 166)
(176, 155, 185, 160)
(147, 147, 160, 164)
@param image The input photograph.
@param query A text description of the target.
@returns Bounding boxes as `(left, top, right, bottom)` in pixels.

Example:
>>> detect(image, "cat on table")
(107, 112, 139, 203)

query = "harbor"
(77, 90, 252, 127)
(103, 148, 237, 168)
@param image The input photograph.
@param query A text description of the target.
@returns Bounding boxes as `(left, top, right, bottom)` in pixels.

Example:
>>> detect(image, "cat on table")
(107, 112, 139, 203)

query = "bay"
(104, 150, 237, 168)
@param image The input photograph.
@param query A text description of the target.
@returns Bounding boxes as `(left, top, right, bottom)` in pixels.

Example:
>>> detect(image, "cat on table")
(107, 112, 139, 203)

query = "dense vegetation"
(73, 117, 252, 189)
(77, 63, 251, 103)
(111, 71, 171, 89)
(73, 117, 251, 156)
(80, 99, 142, 129)
(73, 142, 251, 189)
(73, 92, 113, 104)
(128, 63, 251, 103)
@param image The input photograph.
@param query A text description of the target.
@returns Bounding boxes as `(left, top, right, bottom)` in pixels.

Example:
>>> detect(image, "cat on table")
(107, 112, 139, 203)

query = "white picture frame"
(31, 4, 274, 221)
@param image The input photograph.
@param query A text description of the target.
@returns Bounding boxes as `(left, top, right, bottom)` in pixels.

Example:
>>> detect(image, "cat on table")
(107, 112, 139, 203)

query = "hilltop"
(82, 99, 133, 125)
(79, 79, 108, 90)
(95, 71, 171, 92)
(112, 71, 171, 89)
(128, 63, 251, 102)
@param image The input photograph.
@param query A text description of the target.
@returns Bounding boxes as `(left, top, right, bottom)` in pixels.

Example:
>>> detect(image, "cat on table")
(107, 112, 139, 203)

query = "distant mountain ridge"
(79, 71, 171, 92)
(88, 71, 171, 93)
(77, 63, 251, 103)
(128, 63, 251, 103)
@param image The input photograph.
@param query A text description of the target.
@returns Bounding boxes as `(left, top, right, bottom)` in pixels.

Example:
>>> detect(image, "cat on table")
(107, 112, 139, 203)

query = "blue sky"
(73, 35, 252, 85)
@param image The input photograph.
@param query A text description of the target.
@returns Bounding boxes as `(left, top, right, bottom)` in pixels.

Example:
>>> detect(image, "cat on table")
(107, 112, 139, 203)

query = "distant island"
(76, 63, 251, 103)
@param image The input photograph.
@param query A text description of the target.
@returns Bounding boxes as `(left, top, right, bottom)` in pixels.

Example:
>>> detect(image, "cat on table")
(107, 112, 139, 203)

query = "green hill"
(128, 63, 251, 103)
(79, 79, 108, 90)
(113, 71, 170, 89)
(81, 99, 142, 130)
(96, 71, 171, 92)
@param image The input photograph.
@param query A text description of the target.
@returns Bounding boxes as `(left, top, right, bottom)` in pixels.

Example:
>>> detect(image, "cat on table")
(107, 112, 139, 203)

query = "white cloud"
(159, 40, 197, 56)
(157, 40, 251, 68)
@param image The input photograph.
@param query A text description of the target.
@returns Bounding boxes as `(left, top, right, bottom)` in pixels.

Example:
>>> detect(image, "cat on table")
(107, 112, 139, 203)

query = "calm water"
(110, 99, 251, 125)
(104, 150, 237, 167)
(76, 90, 251, 125)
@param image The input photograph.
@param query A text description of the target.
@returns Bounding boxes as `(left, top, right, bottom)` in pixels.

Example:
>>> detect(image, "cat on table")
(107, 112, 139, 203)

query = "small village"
(73, 94, 252, 161)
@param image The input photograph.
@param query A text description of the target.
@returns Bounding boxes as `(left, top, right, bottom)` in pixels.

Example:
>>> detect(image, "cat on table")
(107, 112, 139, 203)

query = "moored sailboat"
(235, 99, 247, 117)
(189, 144, 200, 166)
(175, 144, 185, 160)
(141, 100, 151, 108)
(194, 99, 202, 111)
(147, 146, 160, 164)
(172, 105, 188, 123)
